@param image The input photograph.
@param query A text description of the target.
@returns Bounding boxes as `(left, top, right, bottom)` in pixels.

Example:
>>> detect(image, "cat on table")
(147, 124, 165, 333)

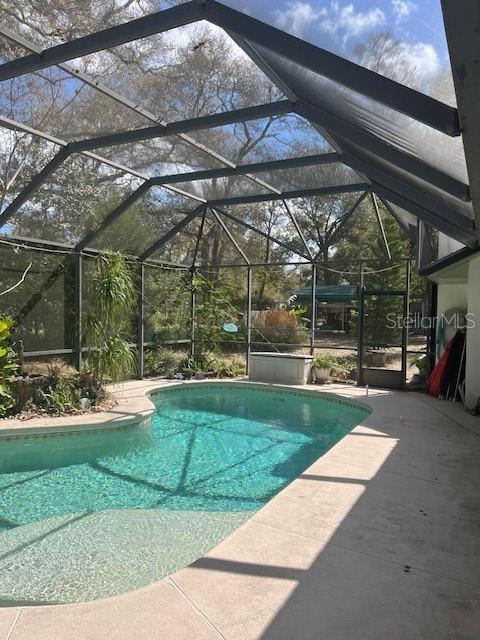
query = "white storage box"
(249, 352, 313, 385)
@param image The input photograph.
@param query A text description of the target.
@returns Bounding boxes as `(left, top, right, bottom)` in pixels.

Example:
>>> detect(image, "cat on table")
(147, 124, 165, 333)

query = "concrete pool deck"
(1, 380, 480, 639)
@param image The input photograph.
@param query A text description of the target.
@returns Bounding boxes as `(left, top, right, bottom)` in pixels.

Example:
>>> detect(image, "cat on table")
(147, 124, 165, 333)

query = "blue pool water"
(0, 383, 368, 603)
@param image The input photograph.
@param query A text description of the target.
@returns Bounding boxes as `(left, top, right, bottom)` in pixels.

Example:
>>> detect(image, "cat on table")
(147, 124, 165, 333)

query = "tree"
(0, 1, 426, 361)
(354, 31, 422, 89)
(0, 9, 308, 268)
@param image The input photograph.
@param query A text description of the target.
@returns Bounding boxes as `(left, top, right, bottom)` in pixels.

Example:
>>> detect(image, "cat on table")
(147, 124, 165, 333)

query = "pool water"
(0, 383, 368, 604)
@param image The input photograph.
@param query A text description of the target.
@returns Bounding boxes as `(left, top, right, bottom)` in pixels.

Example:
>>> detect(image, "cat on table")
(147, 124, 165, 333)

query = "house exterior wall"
(436, 283, 468, 320)
(436, 282, 468, 358)
(465, 255, 480, 410)
(434, 255, 480, 410)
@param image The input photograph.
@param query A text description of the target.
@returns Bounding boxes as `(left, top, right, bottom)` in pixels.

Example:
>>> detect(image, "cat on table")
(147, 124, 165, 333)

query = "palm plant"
(85, 253, 137, 383)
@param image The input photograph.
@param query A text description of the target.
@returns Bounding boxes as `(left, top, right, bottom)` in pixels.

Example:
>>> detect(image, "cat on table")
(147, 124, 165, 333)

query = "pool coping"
(0, 378, 371, 439)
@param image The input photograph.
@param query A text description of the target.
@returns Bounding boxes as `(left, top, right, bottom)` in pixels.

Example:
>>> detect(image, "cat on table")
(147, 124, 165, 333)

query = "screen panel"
(6, 155, 143, 244)
(0, 241, 72, 352)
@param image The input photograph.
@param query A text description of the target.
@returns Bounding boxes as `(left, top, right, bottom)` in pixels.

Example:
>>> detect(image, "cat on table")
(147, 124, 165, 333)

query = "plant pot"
(313, 366, 331, 384)
(80, 372, 95, 386)
(78, 397, 92, 412)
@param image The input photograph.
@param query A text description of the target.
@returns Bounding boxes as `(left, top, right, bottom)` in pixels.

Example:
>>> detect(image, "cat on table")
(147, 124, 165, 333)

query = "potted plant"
(411, 354, 429, 380)
(312, 355, 336, 384)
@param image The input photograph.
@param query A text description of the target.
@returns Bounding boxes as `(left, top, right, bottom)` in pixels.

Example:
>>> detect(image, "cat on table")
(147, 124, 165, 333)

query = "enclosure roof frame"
(0, 0, 477, 259)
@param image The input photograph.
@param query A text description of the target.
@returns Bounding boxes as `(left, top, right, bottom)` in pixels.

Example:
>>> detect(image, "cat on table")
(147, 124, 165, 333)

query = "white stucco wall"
(436, 283, 468, 319)
(435, 282, 468, 360)
(465, 255, 480, 410)
(431, 256, 480, 410)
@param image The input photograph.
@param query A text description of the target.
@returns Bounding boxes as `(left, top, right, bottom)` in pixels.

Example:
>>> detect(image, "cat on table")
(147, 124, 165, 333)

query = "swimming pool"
(0, 383, 369, 604)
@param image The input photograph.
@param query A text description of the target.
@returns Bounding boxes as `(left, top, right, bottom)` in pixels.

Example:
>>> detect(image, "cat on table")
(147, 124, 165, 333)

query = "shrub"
(145, 347, 189, 377)
(252, 308, 308, 348)
(179, 356, 202, 379)
(25, 358, 75, 378)
(0, 316, 18, 417)
(312, 354, 337, 371)
(31, 361, 108, 415)
(201, 353, 245, 378)
(37, 363, 81, 414)
(90, 336, 137, 384)
(411, 354, 429, 376)
(148, 270, 190, 343)
(192, 273, 244, 355)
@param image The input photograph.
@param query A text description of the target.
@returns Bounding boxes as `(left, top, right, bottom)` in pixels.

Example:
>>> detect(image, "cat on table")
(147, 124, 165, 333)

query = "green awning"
(293, 284, 358, 303)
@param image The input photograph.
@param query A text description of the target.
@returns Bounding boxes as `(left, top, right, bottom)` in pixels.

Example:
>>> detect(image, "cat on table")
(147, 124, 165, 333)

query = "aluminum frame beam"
(245, 266, 252, 373)
(310, 263, 316, 355)
(0, 0, 459, 136)
(378, 197, 415, 239)
(208, 183, 369, 207)
(371, 182, 477, 248)
(150, 153, 341, 185)
(70, 101, 293, 152)
(137, 263, 145, 378)
(0, 147, 71, 227)
(0, 2, 203, 81)
(76, 182, 151, 250)
(229, 32, 348, 156)
(0, 25, 310, 209)
(0, 115, 204, 231)
(0, 233, 187, 268)
(296, 102, 469, 201)
(343, 153, 474, 234)
(213, 206, 310, 260)
(281, 199, 314, 261)
(2, 115, 173, 186)
(209, 207, 250, 265)
(83, 152, 347, 255)
(371, 193, 391, 260)
(192, 209, 208, 268)
(442, 1, 480, 238)
(140, 204, 206, 261)
(74, 253, 83, 370)
(203, 1, 460, 136)
(314, 191, 369, 259)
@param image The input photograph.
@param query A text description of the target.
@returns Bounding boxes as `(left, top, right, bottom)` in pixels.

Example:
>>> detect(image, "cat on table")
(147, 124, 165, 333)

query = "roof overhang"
(419, 246, 478, 282)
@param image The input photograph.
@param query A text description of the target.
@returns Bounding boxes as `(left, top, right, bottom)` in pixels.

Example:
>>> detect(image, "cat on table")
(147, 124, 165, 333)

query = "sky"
(220, 0, 450, 81)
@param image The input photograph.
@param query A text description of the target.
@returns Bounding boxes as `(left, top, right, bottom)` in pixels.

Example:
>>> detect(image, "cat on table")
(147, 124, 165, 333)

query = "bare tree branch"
(0, 261, 32, 297)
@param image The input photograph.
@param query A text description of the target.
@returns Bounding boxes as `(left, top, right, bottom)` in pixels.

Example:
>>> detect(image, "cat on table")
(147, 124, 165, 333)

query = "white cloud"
(274, 2, 322, 38)
(400, 42, 440, 79)
(391, 0, 416, 22)
(274, 2, 391, 46)
(360, 37, 440, 87)
(317, 2, 386, 45)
